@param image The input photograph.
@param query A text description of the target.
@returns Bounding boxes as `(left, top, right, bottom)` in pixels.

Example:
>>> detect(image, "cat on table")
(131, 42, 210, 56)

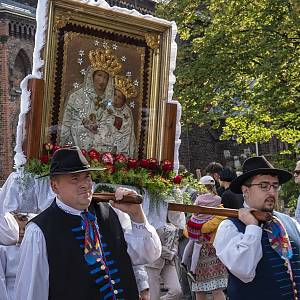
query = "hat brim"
(37, 167, 106, 179)
(230, 168, 292, 194)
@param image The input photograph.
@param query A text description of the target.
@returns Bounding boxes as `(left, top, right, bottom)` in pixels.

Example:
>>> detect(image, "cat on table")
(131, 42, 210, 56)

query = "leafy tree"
(156, 0, 300, 150)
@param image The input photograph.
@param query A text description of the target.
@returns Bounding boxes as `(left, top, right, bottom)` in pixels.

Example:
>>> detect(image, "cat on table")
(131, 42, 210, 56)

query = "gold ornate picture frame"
(39, 0, 173, 159)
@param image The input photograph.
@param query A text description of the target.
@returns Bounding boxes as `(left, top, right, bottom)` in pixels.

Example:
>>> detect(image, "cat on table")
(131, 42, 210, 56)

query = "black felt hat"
(230, 156, 292, 194)
(219, 167, 237, 182)
(39, 146, 105, 177)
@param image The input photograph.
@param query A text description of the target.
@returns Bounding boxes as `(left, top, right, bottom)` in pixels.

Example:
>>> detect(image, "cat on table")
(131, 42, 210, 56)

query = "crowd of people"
(0, 149, 300, 300)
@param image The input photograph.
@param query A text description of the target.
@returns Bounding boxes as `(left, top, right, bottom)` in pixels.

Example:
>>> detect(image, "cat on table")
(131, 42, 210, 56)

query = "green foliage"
(156, 0, 300, 149)
(272, 154, 299, 211)
(24, 158, 51, 176)
(25, 157, 192, 198)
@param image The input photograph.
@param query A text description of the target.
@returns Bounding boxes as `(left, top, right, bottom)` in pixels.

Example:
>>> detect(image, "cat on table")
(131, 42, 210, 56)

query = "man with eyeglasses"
(294, 161, 300, 223)
(214, 156, 300, 300)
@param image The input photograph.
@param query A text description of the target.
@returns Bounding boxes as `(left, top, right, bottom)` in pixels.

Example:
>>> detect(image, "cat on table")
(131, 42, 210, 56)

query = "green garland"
(24, 147, 206, 201)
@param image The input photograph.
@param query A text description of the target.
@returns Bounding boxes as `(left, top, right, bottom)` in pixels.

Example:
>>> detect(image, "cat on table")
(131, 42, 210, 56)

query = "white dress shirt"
(15, 199, 161, 300)
(214, 206, 300, 283)
(0, 245, 20, 300)
(0, 213, 18, 246)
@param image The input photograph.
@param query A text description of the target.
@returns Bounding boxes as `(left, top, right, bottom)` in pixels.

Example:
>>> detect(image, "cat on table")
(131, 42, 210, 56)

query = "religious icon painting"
(34, 0, 175, 159)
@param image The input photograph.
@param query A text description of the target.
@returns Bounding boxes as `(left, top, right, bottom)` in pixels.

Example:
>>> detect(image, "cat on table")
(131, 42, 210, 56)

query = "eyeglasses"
(294, 170, 300, 177)
(248, 182, 281, 192)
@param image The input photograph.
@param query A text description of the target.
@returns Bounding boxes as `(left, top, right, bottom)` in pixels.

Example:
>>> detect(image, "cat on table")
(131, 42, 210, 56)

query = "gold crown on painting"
(114, 75, 138, 99)
(89, 49, 122, 76)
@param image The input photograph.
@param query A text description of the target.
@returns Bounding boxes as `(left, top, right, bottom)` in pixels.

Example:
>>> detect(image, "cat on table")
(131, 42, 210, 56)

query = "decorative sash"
(263, 216, 293, 260)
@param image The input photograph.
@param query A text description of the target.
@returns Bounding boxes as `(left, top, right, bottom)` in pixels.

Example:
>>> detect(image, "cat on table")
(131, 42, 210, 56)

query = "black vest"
(32, 200, 139, 300)
(227, 212, 300, 300)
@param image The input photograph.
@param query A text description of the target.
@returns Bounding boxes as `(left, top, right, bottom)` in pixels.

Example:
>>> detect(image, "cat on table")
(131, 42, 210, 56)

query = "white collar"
(243, 201, 249, 208)
(56, 198, 82, 216)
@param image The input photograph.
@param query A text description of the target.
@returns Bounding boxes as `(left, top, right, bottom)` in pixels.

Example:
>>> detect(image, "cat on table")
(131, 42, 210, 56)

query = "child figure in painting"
(94, 75, 137, 156)
(0, 213, 33, 300)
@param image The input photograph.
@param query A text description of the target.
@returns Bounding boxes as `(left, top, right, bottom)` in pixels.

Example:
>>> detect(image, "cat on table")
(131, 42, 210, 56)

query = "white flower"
(77, 58, 83, 65)
(103, 41, 109, 49)
(94, 40, 100, 46)
(79, 132, 87, 141)
(130, 101, 135, 108)
(112, 43, 118, 50)
(78, 49, 85, 56)
(133, 80, 139, 86)
(73, 82, 79, 88)
(80, 69, 87, 75)
(126, 71, 132, 77)
(121, 56, 126, 62)
(79, 109, 87, 119)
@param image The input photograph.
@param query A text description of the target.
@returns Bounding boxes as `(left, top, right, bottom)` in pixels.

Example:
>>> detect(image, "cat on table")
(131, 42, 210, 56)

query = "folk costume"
(191, 215, 228, 293)
(214, 156, 300, 300)
(182, 175, 227, 287)
(14, 147, 161, 300)
(182, 180, 228, 293)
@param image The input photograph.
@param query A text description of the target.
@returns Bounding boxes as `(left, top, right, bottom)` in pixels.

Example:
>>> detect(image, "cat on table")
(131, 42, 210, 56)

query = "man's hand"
(238, 208, 259, 226)
(111, 187, 145, 223)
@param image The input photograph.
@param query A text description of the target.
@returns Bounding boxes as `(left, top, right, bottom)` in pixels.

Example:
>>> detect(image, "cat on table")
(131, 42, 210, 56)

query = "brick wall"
(179, 124, 257, 175)
(0, 19, 11, 183)
(0, 16, 34, 185)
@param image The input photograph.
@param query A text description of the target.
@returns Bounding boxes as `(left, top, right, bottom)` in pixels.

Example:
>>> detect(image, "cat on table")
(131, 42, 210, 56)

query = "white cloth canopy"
(0, 214, 19, 246)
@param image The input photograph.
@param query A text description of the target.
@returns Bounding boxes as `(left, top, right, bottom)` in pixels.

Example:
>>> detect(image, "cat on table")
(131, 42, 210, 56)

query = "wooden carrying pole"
(92, 193, 272, 222)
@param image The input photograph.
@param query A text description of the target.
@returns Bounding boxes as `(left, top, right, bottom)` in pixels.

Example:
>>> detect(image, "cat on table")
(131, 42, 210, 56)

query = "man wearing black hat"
(213, 156, 300, 300)
(219, 167, 244, 209)
(14, 147, 161, 300)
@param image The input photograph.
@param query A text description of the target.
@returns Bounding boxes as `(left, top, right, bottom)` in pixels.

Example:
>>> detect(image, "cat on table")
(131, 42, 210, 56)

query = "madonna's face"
(93, 70, 109, 94)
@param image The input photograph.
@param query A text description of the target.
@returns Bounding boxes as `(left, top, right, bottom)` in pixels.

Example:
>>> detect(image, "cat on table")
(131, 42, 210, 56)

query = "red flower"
(161, 159, 173, 172)
(115, 153, 127, 163)
(81, 149, 87, 156)
(148, 158, 158, 170)
(101, 152, 114, 165)
(127, 158, 138, 169)
(52, 145, 61, 153)
(88, 149, 100, 161)
(44, 143, 53, 151)
(139, 159, 149, 169)
(40, 154, 50, 164)
(173, 175, 182, 184)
